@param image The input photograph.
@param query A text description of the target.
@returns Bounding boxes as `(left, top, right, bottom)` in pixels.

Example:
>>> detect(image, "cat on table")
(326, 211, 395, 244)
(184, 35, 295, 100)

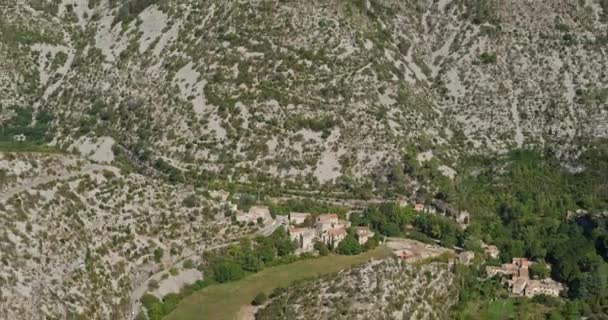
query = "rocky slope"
(1, 1, 607, 318)
(0, 151, 245, 319)
(1, 0, 607, 190)
(256, 258, 457, 319)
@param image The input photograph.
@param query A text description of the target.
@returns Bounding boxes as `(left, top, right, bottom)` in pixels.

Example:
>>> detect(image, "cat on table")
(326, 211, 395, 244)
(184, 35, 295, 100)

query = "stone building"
(285, 213, 354, 251)
(320, 227, 347, 247)
(457, 251, 475, 265)
(487, 257, 563, 298)
(289, 212, 310, 225)
(430, 199, 470, 227)
(483, 244, 500, 259)
(354, 227, 375, 245)
(236, 206, 272, 224)
(524, 279, 564, 298)
(289, 226, 316, 252)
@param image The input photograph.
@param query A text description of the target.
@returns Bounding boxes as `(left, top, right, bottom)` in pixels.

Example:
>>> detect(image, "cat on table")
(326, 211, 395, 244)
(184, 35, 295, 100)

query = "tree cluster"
(453, 147, 608, 317)
(205, 229, 297, 284)
(351, 202, 413, 237)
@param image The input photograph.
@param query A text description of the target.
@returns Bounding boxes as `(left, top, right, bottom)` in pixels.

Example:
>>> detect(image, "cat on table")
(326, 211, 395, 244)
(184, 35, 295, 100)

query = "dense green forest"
(356, 141, 608, 318)
(449, 142, 608, 318)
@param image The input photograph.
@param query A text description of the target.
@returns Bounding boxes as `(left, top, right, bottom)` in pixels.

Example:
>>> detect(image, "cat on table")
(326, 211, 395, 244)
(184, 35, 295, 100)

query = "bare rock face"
(2, 1, 607, 187)
(257, 258, 456, 320)
(71, 136, 116, 163)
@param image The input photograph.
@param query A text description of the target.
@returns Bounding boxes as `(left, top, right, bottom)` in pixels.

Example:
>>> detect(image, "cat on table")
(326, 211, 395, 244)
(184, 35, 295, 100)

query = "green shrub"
(153, 248, 164, 263)
(183, 259, 194, 269)
(113, 0, 159, 26)
(252, 292, 268, 306)
(182, 195, 199, 208)
(530, 262, 550, 279)
(336, 234, 362, 255)
(161, 293, 181, 315)
(213, 261, 244, 283)
(479, 52, 496, 64)
(314, 241, 330, 256)
(141, 294, 163, 320)
(147, 279, 159, 290)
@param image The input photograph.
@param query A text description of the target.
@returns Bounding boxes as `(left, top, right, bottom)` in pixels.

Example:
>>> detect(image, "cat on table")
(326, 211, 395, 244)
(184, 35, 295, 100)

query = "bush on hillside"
(252, 292, 268, 306)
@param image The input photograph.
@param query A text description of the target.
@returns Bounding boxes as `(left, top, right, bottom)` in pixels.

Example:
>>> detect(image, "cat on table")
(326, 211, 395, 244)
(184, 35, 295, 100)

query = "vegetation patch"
(112, 0, 160, 26)
(0, 107, 55, 148)
(164, 246, 390, 320)
(0, 142, 61, 153)
(0, 21, 61, 45)
(448, 145, 608, 318)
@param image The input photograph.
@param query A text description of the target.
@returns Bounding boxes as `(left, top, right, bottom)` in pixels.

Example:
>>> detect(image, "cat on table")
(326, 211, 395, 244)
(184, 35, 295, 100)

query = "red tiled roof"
(328, 227, 346, 236)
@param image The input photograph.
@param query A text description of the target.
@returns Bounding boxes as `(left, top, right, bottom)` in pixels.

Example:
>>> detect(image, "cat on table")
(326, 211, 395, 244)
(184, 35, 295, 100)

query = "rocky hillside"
(256, 258, 457, 319)
(1, 0, 607, 190)
(1, 1, 607, 319)
(0, 152, 246, 319)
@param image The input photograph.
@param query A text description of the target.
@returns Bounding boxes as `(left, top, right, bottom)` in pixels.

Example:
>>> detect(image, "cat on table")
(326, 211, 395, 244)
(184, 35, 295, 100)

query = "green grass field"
(460, 298, 549, 320)
(482, 299, 516, 319)
(0, 142, 62, 153)
(165, 246, 391, 320)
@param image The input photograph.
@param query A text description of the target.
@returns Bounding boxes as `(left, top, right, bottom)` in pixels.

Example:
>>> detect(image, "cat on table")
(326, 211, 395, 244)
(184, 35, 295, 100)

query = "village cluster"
(233, 203, 564, 298)
(234, 205, 374, 253)
(288, 213, 375, 253)
(477, 239, 564, 298)
(406, 198, 470, 229)
(486, 257, 564, 298)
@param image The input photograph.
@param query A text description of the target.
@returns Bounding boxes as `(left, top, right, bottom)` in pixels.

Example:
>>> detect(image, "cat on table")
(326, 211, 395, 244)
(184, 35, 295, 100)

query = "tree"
(596, 234, 608, 261)
(183, 259, 194, 269)
(213, 261, 244, 283)
(153, 248, 164, 263)
(271, 228, 296, 256)
(238, 194, 256, 211)
(141, 294, 163, 320)
(276, 239, 296, 256)
(336, 234, 362, 255)
(147, 279, 159, 290)
(252, 292, 268, 306)
(182, 195, 198, 208)
(241, 253, 263, 272)
(479, 52, 497, 64)
(314, 241, 329, 256)
(463, 235, 483, 252)
(570, 265, 607, 299)
(363, 235, 379, 250)
(383, 222, 401, 237)
(530, 261, 550, 279)
(256, 243, 276, 263)
(389, 164, 407, 194)
(501, 240, 525, 262)
(547, 310, 564, 320)
(161, 293, 181, 315)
